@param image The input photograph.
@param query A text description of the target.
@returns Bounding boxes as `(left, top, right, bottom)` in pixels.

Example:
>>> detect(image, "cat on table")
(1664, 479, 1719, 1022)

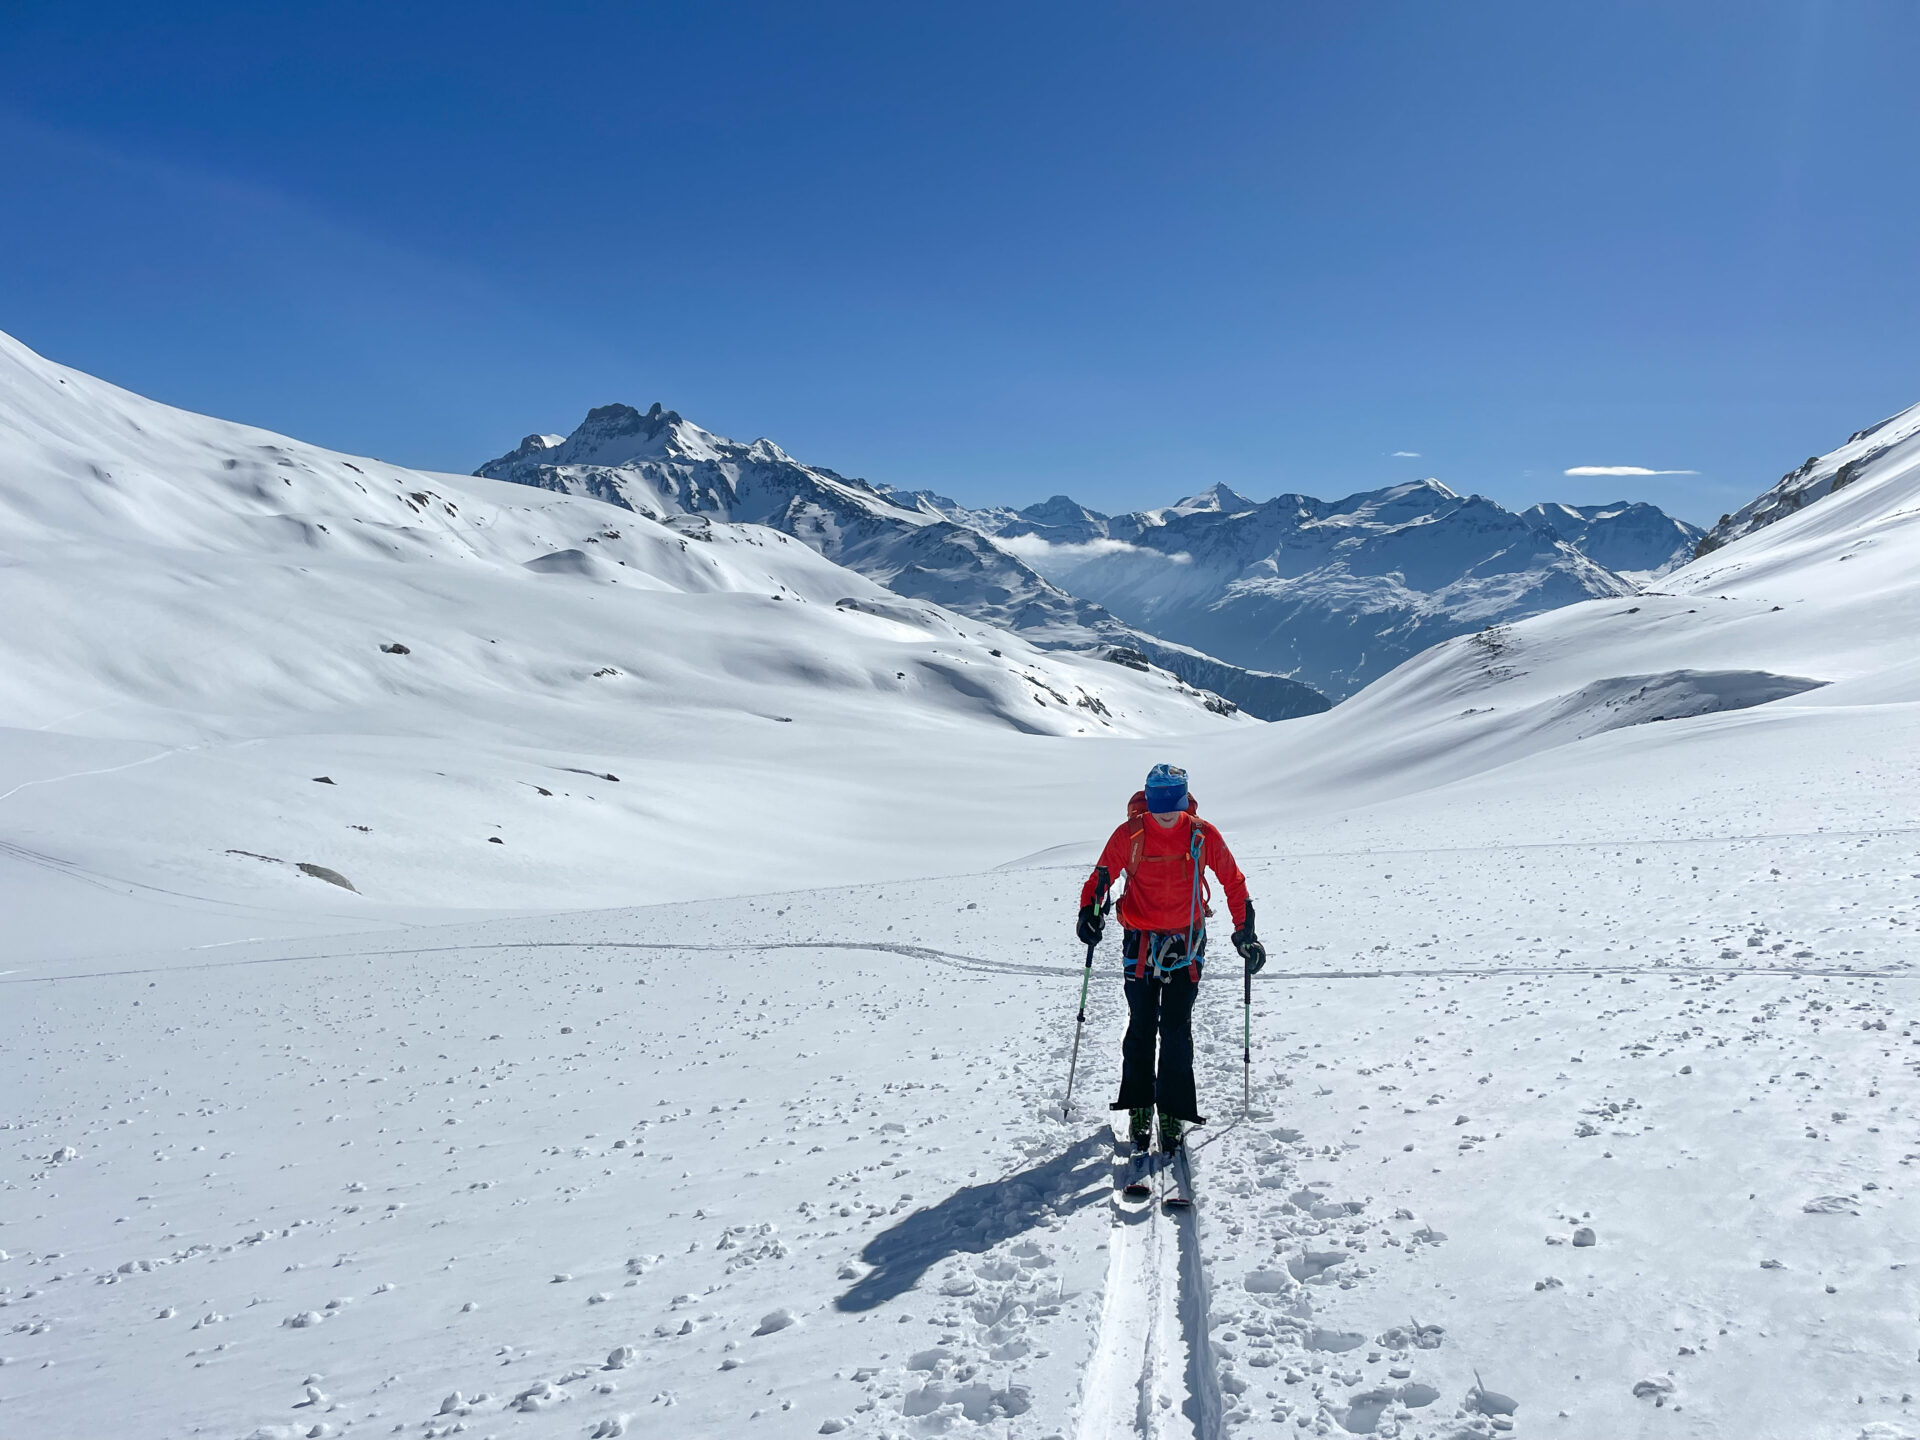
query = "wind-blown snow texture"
(6, 335, 1920, 1440)
(910, 482, 1700, 701)
(475, 406, 1327, 722)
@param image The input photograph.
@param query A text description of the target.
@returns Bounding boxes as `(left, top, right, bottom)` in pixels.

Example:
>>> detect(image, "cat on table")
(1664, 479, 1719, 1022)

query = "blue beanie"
(1143, 763, 1189, 814)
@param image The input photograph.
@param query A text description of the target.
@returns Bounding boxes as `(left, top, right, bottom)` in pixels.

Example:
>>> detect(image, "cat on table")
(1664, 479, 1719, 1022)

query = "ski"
(1160, 1142, 1194, 1211)
(1113, 1121, 1155, 1199)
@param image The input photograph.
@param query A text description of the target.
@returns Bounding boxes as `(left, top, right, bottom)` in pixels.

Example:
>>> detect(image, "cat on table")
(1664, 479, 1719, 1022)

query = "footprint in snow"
(753, 1308, 796, 1335)
(1341, 1381, 1440, 1433)
(1470, 1381, 1519, 1416)
(1288, 1249, 1348, 1281)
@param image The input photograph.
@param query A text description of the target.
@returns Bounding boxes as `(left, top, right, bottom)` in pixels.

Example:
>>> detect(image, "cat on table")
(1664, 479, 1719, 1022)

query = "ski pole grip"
(1094, 864, 1112, 913)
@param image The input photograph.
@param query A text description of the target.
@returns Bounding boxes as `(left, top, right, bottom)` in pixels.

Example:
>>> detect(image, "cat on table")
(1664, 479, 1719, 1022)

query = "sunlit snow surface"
(0, 329, 1254, 956)
(4, 333, 1920, 1440)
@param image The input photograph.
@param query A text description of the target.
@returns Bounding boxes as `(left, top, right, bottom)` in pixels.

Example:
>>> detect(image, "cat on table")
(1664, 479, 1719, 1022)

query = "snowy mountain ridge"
(477, 399, 1712, 707)
(1516, 500, 1703, 585)
(901, 477, 1695, 700)
(1695, 398, 1920, 555)
(476, 406, 1329, 721)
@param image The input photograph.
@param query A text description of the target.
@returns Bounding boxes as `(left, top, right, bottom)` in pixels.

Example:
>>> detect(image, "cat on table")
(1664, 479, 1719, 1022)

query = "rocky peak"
(1170, 482, 1258, 514)
(1019, 494, 1108, 525)
(478, 401, 730, 477)
(569, 401, 687, 457)
(493, 432, 567, 466)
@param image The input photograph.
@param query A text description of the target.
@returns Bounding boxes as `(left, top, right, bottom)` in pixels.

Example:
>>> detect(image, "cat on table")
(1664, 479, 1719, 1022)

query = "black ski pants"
(1113, 971, 1202, 1123)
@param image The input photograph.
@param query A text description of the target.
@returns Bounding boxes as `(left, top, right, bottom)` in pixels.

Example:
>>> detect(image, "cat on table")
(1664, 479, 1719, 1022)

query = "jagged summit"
(481, 401, 733, 472)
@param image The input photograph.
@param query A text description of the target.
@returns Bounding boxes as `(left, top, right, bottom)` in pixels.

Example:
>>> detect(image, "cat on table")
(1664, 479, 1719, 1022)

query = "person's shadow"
(834, 1133, 1112, 1312)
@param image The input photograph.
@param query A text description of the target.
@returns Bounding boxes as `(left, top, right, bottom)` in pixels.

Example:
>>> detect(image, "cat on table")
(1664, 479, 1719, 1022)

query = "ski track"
(1173, 1169, 1226, 1440)
(9, 931, 1914, 988)
(0, 939, 1071, 985)
(1076, 1147, 1209, 1440)
(1075, 1158, 1158, 1440)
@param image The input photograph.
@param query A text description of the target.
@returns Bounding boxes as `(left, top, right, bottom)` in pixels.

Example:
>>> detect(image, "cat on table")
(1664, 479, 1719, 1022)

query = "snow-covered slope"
(970, 479, 1634, 700)
(475, 407, 1328, 721)
(0, 330, 1267, 950)
(1695, 399, 1920, 555)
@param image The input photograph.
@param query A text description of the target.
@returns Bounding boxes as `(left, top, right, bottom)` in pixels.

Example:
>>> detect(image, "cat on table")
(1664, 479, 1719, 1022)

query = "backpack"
(1123, 787, 1199, 874)
(1121, 789, 1212, 980)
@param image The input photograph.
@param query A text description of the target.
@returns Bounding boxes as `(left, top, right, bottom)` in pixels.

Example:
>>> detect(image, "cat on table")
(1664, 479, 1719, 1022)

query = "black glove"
(1076, 904, 1105, 947)
(1233, 925, 1266, 976)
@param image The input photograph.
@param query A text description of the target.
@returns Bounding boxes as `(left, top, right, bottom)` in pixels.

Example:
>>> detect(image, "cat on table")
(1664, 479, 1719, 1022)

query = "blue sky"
(2, 2, 1917, 524)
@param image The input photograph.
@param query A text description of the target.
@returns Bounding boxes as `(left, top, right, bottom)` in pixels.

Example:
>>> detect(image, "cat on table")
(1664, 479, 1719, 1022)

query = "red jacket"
(1080, 795, 1250, 934)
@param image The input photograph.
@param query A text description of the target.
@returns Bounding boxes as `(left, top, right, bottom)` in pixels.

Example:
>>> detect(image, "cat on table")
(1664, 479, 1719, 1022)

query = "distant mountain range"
(476, 405, 1328, 719)
(1516, 502, 1703, 584)
(480, 405, 1705, 703)
(892, 482, 1701, 698)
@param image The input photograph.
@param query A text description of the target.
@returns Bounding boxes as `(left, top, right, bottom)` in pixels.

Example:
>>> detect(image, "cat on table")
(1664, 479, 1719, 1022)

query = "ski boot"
(1157, 1111, 1185, 1155)
(1128, 1107, 1154, 1154)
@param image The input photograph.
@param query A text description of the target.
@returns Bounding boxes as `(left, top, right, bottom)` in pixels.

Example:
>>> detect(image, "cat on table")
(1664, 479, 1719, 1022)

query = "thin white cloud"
(1391, 450, 1421, 457)
(1564, 465, 1698, 477)
(993, 533, 1191, 567)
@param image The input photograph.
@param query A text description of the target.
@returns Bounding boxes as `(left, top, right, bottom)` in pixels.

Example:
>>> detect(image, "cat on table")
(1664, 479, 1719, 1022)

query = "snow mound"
(522, 547, 614, 577)
(1531, 668, 1826, 741)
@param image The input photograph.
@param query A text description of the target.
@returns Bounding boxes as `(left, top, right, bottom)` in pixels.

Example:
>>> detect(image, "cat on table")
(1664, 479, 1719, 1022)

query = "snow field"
(1, 873, 1122, 1440)
(7, 749, 1919, 1440)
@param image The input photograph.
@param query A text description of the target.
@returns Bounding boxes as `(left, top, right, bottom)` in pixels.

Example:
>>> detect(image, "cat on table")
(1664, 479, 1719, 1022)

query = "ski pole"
(1062, 941, 1096, 1121)
(1243, 958, 1252, 1117)
(1063, 866, 1110, 1120)
(1242, 901, 1256, 1117)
